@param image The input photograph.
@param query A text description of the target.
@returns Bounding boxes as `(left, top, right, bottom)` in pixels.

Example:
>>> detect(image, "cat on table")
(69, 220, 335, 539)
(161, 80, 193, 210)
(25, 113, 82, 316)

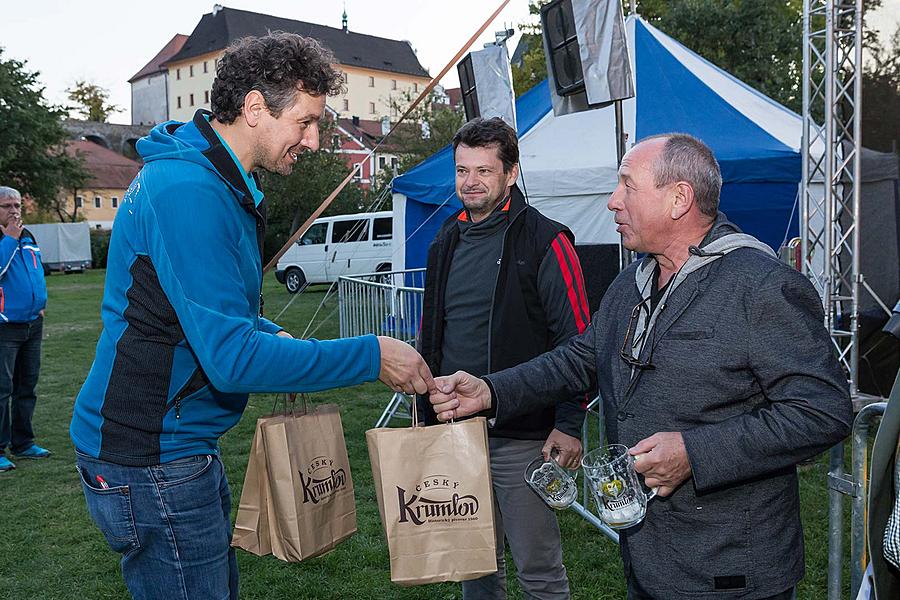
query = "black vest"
(418, 186, 572, 439)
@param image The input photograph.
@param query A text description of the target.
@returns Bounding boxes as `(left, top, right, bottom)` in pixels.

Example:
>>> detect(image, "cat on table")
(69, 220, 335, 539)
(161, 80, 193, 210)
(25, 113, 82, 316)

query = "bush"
(90, 228, 111, 269)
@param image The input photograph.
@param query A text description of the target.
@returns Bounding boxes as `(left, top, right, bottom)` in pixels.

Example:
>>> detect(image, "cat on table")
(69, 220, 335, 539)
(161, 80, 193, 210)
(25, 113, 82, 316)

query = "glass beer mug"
(582, 444, 657, 529)
(524, 454, 578, 510)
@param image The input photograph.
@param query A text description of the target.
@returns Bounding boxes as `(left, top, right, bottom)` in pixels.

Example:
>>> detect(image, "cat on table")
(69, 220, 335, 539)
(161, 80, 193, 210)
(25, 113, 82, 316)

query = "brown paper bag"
(231, 402, 356, 562)
(263, 404, 357, 562)
(366, 416, 497, 586)
(231, 416, 273, 556)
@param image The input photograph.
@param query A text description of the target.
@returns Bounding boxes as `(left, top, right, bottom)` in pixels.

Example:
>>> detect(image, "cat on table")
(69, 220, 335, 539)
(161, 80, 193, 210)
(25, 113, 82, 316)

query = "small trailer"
(27, 222, 92, 273)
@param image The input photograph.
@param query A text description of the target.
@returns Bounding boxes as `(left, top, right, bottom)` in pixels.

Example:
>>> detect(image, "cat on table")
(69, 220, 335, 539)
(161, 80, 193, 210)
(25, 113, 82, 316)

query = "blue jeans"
(0, 317, 42, 454)
(75, 450, 238, 600)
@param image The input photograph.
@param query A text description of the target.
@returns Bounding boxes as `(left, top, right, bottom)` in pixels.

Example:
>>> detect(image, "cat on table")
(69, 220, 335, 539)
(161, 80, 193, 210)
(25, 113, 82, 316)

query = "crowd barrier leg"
(827, 401, 887, 600)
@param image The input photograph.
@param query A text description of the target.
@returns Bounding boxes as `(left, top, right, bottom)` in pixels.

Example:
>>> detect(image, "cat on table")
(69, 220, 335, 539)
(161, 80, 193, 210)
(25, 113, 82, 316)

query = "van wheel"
(375, 264, 392, 284)
(285, 268, 307, 294)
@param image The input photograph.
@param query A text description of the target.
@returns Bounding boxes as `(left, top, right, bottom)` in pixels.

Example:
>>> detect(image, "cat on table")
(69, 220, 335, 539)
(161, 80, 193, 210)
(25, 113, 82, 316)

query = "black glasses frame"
(620, 297, 656, 370)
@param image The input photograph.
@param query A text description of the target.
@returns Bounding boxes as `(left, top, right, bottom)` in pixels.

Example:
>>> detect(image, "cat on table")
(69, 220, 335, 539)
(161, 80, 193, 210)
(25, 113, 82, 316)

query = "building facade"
(62, 141, 142, 229)
(129, 34, 189, 126)
(155, 6, 430, 124)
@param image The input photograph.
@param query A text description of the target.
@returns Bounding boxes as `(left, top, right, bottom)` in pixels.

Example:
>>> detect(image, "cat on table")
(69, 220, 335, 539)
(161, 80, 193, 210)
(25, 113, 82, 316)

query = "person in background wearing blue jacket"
(0, 185, 49, 473)
(69, 33, 433, 600)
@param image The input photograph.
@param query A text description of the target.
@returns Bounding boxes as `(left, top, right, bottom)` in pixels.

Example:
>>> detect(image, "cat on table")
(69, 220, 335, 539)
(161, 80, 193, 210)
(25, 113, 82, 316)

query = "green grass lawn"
(0, 269, 851, 599)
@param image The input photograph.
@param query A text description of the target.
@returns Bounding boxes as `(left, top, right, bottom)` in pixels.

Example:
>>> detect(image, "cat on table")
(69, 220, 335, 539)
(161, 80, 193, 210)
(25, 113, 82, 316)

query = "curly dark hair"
(452, 117, 519, 173)
(211, 32, 345, 124)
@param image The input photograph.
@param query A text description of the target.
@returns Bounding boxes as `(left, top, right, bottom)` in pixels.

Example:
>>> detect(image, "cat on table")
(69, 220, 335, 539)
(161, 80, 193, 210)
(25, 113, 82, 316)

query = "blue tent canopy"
(393, 17, 801, 270)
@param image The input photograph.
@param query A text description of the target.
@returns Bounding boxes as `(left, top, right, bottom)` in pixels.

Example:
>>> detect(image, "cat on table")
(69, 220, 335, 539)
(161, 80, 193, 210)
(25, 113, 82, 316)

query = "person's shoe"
(14, 445, 51, 459)
(0, 456, 15, 471)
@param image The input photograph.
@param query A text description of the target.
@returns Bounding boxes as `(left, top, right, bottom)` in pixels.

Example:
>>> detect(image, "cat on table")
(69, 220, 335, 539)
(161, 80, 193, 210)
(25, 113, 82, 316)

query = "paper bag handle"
(270, 392, 309, 416)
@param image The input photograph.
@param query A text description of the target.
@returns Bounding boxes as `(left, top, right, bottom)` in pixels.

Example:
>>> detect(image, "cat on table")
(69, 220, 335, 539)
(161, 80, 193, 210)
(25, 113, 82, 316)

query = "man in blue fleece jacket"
(70, 33, 432, 599)
(0, 185, 49, 473)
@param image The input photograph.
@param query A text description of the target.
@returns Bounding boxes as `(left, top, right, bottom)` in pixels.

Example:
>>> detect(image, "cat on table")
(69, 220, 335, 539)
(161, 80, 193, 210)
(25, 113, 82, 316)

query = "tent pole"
(615, 100, 634, 269)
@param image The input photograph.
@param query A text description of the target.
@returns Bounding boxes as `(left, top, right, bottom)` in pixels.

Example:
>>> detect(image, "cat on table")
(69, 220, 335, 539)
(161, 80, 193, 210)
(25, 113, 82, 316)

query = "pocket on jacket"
(664, 507, 752, 594)
(665, 327, 715, 340)
(75, 464, 140, 555)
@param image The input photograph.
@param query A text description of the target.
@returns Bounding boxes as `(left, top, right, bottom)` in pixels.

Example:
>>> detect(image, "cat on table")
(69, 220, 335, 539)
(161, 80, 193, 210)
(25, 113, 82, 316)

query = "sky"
(2, 0, 898, 126)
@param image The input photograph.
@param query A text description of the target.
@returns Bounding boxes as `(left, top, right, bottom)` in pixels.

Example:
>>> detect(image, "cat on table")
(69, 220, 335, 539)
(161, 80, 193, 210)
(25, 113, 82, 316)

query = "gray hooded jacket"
(485, 213, 852, 599)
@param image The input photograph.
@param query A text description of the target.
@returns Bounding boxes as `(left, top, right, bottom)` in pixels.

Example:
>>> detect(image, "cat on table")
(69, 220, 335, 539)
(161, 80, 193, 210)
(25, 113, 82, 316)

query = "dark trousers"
(0, 318, 43, 454)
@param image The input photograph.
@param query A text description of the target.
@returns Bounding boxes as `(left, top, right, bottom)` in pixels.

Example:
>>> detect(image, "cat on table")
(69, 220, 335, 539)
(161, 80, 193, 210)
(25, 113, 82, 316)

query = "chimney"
(352, 115, 360, 127)
(212, 3, 223, 16)
(380, 116, 390, 136)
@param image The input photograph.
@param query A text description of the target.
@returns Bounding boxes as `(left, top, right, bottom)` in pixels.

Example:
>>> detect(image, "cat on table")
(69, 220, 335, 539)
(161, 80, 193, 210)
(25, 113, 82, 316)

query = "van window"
(331, 219, 369, 243)
(299, 222, 328, 245)
(373, 217, 392, 240)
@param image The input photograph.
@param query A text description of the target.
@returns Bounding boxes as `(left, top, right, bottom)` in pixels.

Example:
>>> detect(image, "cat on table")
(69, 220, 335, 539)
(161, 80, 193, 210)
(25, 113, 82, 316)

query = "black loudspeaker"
(540, 0, 634, 116)
(573, 244, 620, 315)
(457, 54, 480, 122)
(541, 0, 585, 97)
(454, 46, 516, 128)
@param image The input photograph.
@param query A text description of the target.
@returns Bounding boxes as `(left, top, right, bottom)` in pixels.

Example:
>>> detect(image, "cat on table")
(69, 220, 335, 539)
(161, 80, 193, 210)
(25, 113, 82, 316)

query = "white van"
(275, 211, 393, 293)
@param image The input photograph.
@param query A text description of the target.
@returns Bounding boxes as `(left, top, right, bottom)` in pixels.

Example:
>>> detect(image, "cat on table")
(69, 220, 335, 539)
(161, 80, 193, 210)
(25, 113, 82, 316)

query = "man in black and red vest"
(417, 118, 589, 599)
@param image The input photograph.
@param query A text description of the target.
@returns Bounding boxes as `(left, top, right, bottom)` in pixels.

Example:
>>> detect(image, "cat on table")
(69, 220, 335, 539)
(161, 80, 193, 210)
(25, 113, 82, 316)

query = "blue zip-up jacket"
(0, 229, 47, 323)
(70, 110, 381, 466)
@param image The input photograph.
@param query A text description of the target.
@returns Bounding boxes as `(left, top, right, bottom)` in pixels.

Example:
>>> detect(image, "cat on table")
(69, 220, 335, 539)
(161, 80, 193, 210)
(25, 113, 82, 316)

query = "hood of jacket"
(136, 109, 257, 208)
(626, 212, 776, 361)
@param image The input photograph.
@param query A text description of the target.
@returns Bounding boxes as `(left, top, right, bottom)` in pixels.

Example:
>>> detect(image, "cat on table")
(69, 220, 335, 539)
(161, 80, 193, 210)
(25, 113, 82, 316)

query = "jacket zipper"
(486, 203, 527, 373)
(168, 368, 205, 419)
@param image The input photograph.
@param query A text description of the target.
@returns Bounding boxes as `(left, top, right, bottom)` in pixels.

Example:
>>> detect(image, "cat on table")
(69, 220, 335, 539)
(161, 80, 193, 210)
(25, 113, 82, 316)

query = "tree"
(66, 80, 121, 122)
(511, 2, 549, 97)
(0, 48, 89, 214)
(260, 118, 365, 262)
(862, 23, 900, 151)
(378, 90, 465, 179)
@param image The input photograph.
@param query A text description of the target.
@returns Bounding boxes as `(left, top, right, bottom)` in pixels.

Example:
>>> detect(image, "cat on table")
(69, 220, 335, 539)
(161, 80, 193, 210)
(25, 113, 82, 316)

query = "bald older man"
(428, 134, 852, 599)
(0, 186, 49, 473)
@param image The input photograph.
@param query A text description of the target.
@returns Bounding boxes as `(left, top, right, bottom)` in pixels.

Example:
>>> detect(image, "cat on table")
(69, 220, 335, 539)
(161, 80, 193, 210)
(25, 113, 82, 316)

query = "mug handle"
(548, 449, 579, 479)
(647, 487, 658, 501)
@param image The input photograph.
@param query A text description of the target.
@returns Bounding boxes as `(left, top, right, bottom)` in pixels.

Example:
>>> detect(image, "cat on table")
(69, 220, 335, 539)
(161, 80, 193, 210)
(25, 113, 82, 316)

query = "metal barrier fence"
(828, 401, 887, 600)
(337, 268, 619, 543)
(338, 269, 425, 427)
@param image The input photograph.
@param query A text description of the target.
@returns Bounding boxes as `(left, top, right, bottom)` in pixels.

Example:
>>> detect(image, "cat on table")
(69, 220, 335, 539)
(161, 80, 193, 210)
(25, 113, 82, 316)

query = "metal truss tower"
(801, 0, 865, 397)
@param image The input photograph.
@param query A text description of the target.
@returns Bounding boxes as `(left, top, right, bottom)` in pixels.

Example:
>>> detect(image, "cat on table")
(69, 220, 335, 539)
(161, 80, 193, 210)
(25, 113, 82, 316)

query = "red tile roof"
(129, 34, 189, 83)
(66, 141, 142, 189)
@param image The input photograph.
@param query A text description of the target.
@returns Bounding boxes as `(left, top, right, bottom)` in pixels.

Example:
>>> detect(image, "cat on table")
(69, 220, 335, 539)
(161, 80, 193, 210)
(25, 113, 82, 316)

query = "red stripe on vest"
(559, 235, 590, 323)
(551, 237, 586, 333)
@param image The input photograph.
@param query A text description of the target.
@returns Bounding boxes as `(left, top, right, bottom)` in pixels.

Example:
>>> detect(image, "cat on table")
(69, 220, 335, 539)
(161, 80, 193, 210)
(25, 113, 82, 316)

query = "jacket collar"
(192, 109, 261, 211)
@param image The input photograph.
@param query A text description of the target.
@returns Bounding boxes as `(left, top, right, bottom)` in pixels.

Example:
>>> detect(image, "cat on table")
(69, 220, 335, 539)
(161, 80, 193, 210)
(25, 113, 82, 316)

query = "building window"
(203, 61, 208, 73)
(214, 58, 219, 69)
(176, 68, 181, 80)
(189, 65, 194, 77)
(111, 196, 119, 209)
(391, 79, 397, 90)
(368, 76, 374, 87)
(75, 196, 83, 208)
(177, 96, 182, 109)
(94, 196, 102, 209)
(342, 99, 349, 111)
(204, 90, 209, 104)
(414, 82, 419, 93)
(190, 93, 194, 106)
(378, 156, 387, 169)
(369, 102, 376, 114)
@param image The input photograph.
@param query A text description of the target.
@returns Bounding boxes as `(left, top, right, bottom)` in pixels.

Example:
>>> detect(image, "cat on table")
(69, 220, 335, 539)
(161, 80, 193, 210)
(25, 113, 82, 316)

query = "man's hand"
(629, 432, 692, 497)
(1, 216, 23, 240)
(542, 429, 582, 469)
(276, 330, 293, 339)
(429, 371, 491, 421)
(377, 336, 435, 396)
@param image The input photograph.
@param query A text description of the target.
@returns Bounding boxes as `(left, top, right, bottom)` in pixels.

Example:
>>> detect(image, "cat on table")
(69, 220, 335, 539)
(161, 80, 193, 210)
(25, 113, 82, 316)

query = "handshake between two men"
(425, 369, 693, 498)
